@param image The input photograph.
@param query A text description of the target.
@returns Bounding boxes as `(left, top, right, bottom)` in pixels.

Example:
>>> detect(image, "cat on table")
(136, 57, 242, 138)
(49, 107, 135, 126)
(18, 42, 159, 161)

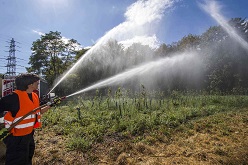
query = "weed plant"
(41, 88, 248, 152)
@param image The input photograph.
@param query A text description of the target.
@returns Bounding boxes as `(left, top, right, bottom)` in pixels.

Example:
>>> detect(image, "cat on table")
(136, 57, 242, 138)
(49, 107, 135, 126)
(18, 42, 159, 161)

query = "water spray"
(199, 0, 248, 51)
(47, 0, 176, 95)
(64, 52, 201, 98)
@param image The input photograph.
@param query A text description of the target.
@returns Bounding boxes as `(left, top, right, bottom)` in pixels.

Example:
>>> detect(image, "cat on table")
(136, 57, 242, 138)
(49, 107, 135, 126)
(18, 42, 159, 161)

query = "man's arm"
(0, 97, 6, 115)
(40, 105, 51, 114)
(0, 93, 19, 117)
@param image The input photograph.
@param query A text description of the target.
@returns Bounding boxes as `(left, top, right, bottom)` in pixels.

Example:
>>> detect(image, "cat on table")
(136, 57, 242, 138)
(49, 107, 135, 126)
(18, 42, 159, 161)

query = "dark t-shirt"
(0, 92, 33, 117)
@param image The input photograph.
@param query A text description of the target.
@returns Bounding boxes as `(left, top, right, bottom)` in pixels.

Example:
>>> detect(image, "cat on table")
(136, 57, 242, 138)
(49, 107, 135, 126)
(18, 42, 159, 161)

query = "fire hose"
(0, 96, 66, 141)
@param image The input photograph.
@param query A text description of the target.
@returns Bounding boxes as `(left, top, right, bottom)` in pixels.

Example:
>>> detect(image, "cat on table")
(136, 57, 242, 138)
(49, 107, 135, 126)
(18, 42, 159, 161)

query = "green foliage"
(70, 17, 247, 94)
(41, 89, 248, 152)
(26, 17, 248, 94)
(177, 34, 201, 51)
(67, 137, 91, 152)
(27, 31, 82, 86)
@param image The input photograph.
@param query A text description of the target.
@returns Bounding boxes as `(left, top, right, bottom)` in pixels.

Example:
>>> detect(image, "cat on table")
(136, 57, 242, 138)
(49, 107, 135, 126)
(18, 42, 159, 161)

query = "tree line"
(27, 18, 248, 96)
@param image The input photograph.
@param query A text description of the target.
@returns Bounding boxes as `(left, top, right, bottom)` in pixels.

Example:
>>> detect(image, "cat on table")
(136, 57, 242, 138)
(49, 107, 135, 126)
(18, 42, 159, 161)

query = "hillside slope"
(31, 108, 248, 165)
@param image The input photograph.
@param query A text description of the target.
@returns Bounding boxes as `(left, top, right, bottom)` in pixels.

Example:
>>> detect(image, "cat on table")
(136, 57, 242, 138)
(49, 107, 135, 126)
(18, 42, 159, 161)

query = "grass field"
(1, 91, 248, 164)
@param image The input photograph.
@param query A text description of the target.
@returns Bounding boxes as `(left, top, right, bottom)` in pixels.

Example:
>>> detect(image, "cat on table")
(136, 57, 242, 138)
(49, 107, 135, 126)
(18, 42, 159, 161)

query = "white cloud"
(32, 30, 83, 50)
(125, 0, 174, 25)
(32, 30, 45, 36)
(33, 0, 175, 51)
(49, 0, 177, 92)
(119, 35, 160, 49)
(61, 36, 83, 51)
(96, 0, 176, 49)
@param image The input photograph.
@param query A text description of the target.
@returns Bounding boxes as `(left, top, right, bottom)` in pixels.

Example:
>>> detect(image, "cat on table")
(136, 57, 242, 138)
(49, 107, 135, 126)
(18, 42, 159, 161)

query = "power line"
(0, 37, 30, 75)
(1, 56, 26, 61)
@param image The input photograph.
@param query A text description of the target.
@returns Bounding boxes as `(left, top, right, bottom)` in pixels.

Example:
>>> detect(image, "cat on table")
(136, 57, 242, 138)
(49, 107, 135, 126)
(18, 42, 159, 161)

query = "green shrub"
(41, 89, 248, 153)
(67, 137, 91, 152)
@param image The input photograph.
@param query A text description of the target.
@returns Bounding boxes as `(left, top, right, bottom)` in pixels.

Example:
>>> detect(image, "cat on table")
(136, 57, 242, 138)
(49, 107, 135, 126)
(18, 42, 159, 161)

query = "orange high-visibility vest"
(4, 90, 41, 136)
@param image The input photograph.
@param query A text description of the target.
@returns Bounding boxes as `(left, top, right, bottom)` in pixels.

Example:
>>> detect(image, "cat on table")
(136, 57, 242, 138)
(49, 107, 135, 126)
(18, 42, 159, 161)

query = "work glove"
(0, 128, 9, 141)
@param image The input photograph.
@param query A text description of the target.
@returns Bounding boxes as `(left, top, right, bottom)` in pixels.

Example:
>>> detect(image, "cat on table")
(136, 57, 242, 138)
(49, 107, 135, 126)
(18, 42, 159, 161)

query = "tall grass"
(41, 88, 248, 152)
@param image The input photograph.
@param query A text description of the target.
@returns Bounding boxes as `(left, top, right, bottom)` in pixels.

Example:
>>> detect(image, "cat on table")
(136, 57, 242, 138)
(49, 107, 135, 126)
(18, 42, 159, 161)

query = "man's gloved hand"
(48, 97, 62, 107)
(0, 128, 10, 141)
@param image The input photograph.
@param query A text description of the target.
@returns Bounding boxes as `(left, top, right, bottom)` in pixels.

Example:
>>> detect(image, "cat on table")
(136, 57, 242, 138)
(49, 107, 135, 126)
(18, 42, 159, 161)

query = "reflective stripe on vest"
(4, 114, 37, 128)
(4, 90, 41, 136)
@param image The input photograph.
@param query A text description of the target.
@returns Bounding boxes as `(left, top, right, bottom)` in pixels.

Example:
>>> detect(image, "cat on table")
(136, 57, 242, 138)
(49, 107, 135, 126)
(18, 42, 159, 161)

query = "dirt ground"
(1, 109, 248, 165)
(33, 109, 248, 165)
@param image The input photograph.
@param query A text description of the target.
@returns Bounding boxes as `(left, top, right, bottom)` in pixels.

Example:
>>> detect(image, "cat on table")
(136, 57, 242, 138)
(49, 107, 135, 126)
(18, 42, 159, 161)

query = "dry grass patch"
(30, 108, 248, 164)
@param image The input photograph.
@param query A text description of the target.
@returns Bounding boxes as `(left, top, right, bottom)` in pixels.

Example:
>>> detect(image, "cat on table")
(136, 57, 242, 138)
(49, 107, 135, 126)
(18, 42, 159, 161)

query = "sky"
(0, 0, 247, 74)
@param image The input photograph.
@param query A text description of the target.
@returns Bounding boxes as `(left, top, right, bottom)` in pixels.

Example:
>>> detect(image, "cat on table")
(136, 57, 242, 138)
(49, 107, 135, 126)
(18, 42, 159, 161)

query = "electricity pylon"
(6, 38, 16, 77)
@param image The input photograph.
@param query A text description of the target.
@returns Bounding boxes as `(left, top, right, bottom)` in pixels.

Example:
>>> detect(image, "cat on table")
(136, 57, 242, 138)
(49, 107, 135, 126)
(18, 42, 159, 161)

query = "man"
(0, 73, 51, 165)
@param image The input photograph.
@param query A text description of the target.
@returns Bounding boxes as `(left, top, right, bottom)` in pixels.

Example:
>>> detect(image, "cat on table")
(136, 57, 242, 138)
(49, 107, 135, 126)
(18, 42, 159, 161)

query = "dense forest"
(27, 18, 248, 96)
